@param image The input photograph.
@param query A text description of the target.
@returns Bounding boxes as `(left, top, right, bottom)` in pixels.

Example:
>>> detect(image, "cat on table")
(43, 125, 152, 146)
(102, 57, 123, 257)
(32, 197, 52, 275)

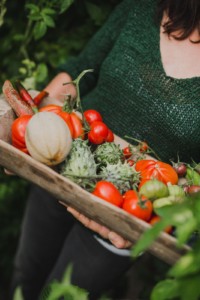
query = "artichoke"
(61, 139, 98, 189)
(99, 161, 140, 193)
(94, 142, 123, 165)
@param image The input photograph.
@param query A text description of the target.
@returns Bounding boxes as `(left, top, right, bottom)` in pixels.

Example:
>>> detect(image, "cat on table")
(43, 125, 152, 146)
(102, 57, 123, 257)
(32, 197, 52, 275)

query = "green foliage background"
(0, 0, 121, 88)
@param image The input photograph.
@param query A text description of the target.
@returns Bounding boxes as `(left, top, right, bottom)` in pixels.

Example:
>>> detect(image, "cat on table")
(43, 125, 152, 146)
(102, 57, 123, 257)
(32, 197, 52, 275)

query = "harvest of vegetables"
(0, 70, 199, 263)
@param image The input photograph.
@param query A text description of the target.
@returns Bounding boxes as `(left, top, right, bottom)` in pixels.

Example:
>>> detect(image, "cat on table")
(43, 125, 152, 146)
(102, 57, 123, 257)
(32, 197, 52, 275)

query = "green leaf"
(25, 3, 40, 13)
(178, 273, 200, 300)
(35, 63, 48, 83)
(40, 265, 88, 300)
(132, 220, 170, 257)
(193, 193, 200, 223)
(13, 287, 24, 300)
(41, 8, 56, 15)
(33, 21, 47, 40)
(169, 240, 200, 278)
(59, 0, 74, 14)
(28, 13, 42, 21)
(175, 217, 198, 246)
(151, 279, 180, 300)
(13, 34, 25, 42)
(155, 201, 194, 226)
(42, 15, 55, 28)
(85, 2, 103, 26)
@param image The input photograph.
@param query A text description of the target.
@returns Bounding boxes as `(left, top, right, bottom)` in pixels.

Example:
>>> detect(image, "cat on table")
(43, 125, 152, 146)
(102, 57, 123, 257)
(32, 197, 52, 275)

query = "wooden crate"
(0, 93, 190, 265)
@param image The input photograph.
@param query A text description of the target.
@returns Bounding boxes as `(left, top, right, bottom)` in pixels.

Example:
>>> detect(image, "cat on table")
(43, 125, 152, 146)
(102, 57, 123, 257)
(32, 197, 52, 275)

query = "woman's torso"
(82, 0, 200, 163)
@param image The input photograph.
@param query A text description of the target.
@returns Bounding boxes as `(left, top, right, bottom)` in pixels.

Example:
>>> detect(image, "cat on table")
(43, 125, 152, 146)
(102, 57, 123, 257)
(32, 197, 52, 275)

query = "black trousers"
(10, 185, 132, 300)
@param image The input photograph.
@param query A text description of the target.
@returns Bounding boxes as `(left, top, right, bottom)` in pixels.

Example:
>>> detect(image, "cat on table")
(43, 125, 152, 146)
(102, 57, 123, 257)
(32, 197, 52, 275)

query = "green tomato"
(168, 184, 185, 198)
(186, 167, 200, 185)
(153, 196, 177, 209)
(139, 179, 169, 201)
(153, 194, 185, 209)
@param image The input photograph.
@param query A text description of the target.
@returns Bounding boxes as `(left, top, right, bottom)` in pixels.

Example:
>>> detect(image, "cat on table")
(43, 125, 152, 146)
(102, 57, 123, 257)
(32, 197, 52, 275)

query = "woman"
(10, 0, 200, 299)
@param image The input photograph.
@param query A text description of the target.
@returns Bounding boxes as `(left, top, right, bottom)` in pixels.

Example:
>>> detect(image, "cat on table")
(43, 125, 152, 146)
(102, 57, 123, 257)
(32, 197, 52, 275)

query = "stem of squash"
(124, 135, 161, 161)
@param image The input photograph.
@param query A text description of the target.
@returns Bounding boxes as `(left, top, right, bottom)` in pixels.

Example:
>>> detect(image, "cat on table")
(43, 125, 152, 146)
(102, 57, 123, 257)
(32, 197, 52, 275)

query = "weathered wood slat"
(0, 93, 191, 265)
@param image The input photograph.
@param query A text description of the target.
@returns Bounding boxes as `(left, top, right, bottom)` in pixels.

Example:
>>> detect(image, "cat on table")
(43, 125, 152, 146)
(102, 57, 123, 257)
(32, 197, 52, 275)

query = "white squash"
(25, 112, 72, 166)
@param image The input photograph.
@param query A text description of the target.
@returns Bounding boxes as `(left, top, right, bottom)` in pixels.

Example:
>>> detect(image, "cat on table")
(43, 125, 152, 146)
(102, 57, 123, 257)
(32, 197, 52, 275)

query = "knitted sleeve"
(58, 0, 133, 95)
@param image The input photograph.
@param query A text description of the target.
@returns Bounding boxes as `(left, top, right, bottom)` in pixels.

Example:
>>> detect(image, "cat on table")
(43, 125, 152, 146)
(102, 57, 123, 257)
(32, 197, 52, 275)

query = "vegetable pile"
(3, 70, 200, 235)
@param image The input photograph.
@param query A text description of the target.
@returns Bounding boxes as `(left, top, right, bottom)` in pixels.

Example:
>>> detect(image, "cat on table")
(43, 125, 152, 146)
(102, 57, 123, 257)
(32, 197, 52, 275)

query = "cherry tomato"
(139, 141, 148, 153)
(11, 115, 32, 154)
(173, 162, 187, 177)
(123, 146, 132, 159)
(88, 121, 109, 144)
(186, 185, 200, 194)
(84, 109, 103, 124)
(149, 215, 173, 234)
(92, 181, 123, 207)
(127, 159, 134, 167)
(135, 159, 178, 185)
(122, 190, 152, 221)
(106, 129, 114, 142)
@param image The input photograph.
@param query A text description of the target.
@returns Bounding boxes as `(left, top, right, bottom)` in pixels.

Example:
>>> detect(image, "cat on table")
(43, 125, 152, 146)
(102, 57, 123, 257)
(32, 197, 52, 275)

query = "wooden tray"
(0, 93, 190, 265)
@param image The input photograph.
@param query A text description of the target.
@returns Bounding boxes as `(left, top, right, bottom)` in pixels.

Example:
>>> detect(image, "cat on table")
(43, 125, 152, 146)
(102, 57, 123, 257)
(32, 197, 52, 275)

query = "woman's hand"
(45, 72, 77, 101)
(60, 202, 132, 249)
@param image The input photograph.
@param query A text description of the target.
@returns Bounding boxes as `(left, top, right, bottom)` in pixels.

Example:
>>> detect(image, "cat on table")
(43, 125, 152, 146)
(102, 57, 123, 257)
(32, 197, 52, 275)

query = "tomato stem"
(124, 135, 161, 161)
(63, 69, 93, 109)
(63, 69, 94, 130)
(62, 94, 76, 113)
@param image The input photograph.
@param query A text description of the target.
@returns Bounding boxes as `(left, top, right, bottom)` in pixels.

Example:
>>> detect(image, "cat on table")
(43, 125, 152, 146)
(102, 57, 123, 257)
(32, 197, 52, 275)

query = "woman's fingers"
(4, 168, 15, 175)
(108, 232, 132, 249)
(66, 206, 132, 248)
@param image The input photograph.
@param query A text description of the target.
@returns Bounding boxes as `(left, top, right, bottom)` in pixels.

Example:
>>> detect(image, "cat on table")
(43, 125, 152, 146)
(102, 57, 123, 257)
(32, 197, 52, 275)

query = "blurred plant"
(0, 168, 30, 298)
(0, 0, 121, 89)
(13, 265, 89, 300)
(0, 0, 7, 26)
(132, 193, 200, 300)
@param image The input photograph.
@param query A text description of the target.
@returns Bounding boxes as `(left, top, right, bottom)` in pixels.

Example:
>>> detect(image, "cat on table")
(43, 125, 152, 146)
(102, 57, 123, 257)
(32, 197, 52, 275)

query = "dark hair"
(157, 0, 200, 42)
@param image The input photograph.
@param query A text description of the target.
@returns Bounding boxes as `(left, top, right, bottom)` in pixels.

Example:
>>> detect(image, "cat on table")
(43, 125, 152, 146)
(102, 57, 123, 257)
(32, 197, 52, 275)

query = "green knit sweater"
(61, 0, 200, 163)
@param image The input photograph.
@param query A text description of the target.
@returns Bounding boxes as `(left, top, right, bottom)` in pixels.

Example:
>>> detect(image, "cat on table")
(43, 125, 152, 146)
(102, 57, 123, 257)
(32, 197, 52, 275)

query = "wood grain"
(0, 93, 15, 142)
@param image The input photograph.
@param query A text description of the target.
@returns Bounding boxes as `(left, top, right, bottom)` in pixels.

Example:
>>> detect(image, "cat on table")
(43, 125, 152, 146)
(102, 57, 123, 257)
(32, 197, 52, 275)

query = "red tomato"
(88, 121, 109, 144)
(123, 146, 132, 159)
(186, 185, 200, 194)
(92, 181, 123, 207)
(106, 129, 114, 142)
(139, 141, 148, 153)
(39, 105, 83, 139)
(122, 190, 152, 221)
(149, 215, 173, 234)
(127, 159, 134, 167)
(11, 115, 32, 154)
(84, 109, 103, 124)
(70, 112, 84, 139)
(135, 159, 178, 185)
